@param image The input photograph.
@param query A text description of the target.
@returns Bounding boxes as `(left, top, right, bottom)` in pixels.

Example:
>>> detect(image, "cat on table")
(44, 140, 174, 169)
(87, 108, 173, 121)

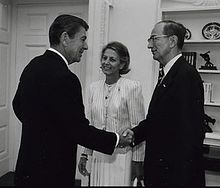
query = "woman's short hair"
(101, 41, 130, 75)
(49, 14, 89, 46)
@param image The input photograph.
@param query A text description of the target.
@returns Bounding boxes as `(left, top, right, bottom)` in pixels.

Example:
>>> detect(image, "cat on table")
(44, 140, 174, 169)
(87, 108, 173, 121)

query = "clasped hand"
(117, 128, 134, 148)
(78, 128, 134, 177)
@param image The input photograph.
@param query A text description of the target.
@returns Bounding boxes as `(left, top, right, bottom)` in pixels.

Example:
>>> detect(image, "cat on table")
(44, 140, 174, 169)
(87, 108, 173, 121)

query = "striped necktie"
(158, 66, 164, 85)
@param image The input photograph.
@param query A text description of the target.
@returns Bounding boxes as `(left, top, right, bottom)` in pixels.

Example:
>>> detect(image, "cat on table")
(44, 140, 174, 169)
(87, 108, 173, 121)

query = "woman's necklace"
(104, 83, 116, 99)
(103, 82, 117, 130)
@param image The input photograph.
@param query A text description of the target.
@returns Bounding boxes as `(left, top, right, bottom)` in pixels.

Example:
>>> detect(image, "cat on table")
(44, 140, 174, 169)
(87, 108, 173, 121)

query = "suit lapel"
(148, 56, 184, 112)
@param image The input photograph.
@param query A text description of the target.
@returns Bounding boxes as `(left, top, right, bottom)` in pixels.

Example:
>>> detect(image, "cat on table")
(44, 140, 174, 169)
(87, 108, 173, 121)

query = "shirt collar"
(48, 48, 69, 67)
(163, 53, 182, 76)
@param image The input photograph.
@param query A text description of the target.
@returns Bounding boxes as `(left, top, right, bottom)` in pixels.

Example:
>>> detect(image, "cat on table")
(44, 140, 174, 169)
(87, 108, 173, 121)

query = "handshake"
(78, 128, 135, 177)
(117, 128, 134, 148)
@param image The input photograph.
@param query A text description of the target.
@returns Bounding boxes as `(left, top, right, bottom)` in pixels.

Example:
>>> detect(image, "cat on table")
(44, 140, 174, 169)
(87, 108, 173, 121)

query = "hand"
(118, 128, 134, 148)
(78, 156, 90, 176)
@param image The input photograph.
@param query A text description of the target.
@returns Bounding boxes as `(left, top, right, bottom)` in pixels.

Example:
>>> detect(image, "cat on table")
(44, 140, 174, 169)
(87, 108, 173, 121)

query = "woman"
(78, 41, 145, 186)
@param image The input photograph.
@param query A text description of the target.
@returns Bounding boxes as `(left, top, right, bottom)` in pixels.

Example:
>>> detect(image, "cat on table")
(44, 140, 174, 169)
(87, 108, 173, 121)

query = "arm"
(81, 84, 94, 157)
(126, 81, 145, 161)
(40, 72, 118, 155)
(13, 58, 120, 155)
(178, 69, 205, 154)
(126, 81, 145, 181)
(78, 85, 93, 176)
(173, 66, 204, 185)
(12, 82, 23, 122)
(53, 75, 128, 153)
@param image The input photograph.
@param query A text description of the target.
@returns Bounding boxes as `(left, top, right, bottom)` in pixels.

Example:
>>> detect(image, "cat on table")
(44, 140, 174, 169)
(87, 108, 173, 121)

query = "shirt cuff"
(115, 132, 119, 147)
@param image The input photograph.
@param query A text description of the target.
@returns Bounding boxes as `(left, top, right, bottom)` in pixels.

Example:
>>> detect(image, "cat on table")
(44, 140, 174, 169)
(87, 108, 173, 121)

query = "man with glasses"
(126, 20, 205, 187)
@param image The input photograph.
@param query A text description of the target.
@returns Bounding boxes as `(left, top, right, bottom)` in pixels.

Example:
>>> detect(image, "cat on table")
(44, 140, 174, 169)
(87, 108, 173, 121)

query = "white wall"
(78, 1, 159, 185)
(109, 0, 159, 111)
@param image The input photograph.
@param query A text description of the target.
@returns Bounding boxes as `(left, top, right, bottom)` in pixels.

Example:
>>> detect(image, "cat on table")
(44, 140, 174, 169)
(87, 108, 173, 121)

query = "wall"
(78, 0, 159, 185)
(109, 0, 159, 111)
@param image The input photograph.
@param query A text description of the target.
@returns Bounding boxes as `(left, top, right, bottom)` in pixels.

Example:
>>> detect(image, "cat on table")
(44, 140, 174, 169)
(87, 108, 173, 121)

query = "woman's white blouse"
(84, 77, 145, 161)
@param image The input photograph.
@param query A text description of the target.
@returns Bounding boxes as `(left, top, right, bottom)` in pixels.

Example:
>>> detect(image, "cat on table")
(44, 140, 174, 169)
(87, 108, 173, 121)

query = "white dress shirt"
(164, 53, 182, 77)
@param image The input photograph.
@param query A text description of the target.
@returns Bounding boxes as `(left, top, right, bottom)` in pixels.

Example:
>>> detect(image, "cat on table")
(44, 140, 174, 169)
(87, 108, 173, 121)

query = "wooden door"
(0, 0, 11, 177)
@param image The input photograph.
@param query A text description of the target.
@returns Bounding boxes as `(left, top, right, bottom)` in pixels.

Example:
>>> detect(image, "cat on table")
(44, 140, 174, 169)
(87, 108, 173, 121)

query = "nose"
(102, 58, 110, 65)
(84, 42, 88, 50)
(147, 40, 153, 49)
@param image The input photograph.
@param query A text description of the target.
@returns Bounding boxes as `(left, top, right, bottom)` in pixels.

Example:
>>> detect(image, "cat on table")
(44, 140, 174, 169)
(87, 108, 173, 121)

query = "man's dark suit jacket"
(133, 56, 205, 187)
(12, 50, 117, 187)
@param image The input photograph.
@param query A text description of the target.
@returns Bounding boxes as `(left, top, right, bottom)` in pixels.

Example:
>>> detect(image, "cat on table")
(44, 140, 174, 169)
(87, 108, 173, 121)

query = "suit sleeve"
(12, 83, 23, 122)
(50, 74, 117, 155)
(132, 116, 149, 146)
(177, 69, 205, 157)
(12, 67, 38, 123)
(127, 81, 145, 161)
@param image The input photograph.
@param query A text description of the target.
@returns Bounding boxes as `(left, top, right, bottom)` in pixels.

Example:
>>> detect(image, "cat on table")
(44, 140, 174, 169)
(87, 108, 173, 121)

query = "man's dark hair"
(49, 14, 89, 46)
(159, 20, 186, 49)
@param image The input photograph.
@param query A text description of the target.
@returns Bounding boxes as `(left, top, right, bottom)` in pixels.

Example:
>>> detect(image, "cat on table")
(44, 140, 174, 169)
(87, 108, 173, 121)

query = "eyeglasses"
(147, 35, 170, 43)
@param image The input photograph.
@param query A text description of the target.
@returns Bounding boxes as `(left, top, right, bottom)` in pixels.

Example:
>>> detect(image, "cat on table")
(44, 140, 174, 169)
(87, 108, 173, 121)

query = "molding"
(104, 0, 114, 7)
(86, 0, 113, 83)
(84, 0, 114, 114)
(12, 0, 88, 6)
(99, 0, 112, 50)
(170, 0, 220, 6)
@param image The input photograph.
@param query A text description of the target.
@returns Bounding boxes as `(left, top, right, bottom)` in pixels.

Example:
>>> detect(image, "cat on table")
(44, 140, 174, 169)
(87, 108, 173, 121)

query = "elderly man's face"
(64, 26, 88, 64)
(147, 23, 171, 64)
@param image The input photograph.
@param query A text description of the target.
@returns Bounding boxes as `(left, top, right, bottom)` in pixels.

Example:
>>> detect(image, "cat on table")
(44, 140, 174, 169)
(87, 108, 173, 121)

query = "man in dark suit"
(127, 20, 205, 187)
(12, 15, 132, 187)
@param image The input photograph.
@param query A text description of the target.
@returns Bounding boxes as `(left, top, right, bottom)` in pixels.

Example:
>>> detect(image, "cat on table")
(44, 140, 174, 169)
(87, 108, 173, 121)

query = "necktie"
(158, 66, 164, 84)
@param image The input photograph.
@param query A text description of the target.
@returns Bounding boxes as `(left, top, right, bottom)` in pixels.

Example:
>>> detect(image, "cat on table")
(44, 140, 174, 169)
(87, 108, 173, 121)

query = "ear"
(60, 32, 69, 47)
(120, 62, 125, 70)
(169, 35, 178, 48)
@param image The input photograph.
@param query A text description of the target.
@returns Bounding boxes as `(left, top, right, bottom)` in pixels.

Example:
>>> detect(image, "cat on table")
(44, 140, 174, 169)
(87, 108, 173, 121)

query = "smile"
(151, 50, 157, 54)
(102, 66, 111, 70)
